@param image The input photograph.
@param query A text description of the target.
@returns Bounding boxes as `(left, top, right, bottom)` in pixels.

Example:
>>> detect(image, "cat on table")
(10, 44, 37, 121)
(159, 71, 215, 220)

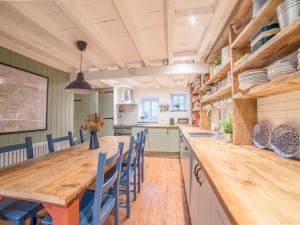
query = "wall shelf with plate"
(233, 70, 300, 99)
(201, 85, 232, 104)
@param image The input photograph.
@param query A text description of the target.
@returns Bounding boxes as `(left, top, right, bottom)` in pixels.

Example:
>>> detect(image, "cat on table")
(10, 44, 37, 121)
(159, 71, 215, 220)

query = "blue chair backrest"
(93, 142, 124, 225)
(0, 137, 34, 167)
(125, 135, 138, 172)
(47, 131, 74, 153)
(137, 132, 144, 161)
(79, 129, 89, 144)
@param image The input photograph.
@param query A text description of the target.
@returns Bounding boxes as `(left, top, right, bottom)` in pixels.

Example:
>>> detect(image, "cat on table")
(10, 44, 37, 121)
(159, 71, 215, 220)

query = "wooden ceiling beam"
(112, 0, 149, 66)
(56, 1, 125, 68)
(0, 32, 71, 72)
(83, 63, 209, 80)
(6, 2, 104, 70)
(196, 0, 239, 62)
(166, 0, 175, 65)
(0, 19, 78, 70)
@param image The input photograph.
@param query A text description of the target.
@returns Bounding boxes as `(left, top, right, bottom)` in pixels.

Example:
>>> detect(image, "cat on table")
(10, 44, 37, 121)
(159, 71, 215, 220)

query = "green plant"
(220, 118, 233, 133)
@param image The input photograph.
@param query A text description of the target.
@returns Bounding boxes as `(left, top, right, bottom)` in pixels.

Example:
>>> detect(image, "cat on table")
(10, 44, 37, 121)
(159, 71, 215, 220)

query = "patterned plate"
(271, 124, 300, 158)
(252, 123, 272, 149)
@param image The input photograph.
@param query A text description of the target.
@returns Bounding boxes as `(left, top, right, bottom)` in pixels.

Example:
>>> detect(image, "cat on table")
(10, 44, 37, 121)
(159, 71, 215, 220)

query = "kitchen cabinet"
(148, 128, 179, 152)
(169, 128, 180, 152)
(180, 132, 191, 206)
(189, 152, 232, 225)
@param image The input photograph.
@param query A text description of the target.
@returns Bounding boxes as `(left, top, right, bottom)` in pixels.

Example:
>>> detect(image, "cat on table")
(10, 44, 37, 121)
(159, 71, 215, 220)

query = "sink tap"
(206, 104, 222, 133)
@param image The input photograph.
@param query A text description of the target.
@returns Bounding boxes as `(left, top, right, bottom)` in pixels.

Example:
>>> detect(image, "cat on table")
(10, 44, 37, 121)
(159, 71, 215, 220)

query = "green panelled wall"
(0, 46, 74, 147)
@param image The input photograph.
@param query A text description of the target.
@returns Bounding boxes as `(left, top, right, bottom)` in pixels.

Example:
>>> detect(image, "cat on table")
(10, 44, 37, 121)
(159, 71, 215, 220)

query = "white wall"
(257, 89, 300, 158)
(210, 103, 232, 131)
(116, 87, 191, 125)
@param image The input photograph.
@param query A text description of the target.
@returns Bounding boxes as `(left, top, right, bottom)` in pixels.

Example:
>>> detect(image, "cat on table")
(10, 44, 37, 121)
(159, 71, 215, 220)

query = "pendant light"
(65, 40, 93, 94)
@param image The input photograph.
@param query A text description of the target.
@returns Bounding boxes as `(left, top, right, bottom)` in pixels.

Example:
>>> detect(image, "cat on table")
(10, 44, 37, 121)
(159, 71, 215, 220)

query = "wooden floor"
(0, 156, 190, 225)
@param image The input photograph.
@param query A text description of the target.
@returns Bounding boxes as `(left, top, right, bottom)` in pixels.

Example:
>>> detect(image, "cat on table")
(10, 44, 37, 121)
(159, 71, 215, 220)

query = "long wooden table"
(0, 136, 130, 225)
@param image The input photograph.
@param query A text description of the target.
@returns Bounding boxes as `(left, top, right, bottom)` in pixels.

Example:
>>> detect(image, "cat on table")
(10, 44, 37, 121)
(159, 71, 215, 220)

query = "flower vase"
(89, 131, 99, 149)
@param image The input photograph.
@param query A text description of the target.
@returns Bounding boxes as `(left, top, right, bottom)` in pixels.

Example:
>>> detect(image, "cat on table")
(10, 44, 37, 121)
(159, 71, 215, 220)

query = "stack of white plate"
(277, 0, 300, 28)
(238, 69, 269, 91)
(267, 61, 297, 79)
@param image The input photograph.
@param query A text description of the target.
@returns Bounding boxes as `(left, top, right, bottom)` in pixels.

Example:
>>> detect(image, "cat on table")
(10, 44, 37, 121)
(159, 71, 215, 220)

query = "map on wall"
(0, 64, 48, 134)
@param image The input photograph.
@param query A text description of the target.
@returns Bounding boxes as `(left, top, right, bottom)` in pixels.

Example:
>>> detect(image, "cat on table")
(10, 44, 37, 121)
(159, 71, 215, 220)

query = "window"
(171, 93, 187, 111)
(141, 98, 159, 122)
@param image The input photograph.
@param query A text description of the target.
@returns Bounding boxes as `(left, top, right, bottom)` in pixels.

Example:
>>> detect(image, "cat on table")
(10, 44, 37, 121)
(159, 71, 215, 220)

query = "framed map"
(0, 63, 48, 134)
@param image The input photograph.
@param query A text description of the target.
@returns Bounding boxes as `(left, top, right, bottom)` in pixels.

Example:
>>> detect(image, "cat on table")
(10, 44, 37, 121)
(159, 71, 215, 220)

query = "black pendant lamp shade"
(65, 41, 93, 94)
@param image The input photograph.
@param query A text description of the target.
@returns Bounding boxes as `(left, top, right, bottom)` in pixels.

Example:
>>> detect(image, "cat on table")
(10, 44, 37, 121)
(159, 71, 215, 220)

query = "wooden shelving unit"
(234, 17, 300, 74)
(231, 0, 282, 49)
(191, 0, 300, 145)
(201, 85, 232, 104)
(233, 71, 300, 99)
(192, 86, 200, 95)
(203, 60, 231, 88)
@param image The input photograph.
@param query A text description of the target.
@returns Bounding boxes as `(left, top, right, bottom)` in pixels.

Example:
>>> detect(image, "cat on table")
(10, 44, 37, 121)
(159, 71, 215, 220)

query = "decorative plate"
(271, 124, 300, 158)
(252, 123, 272, 149)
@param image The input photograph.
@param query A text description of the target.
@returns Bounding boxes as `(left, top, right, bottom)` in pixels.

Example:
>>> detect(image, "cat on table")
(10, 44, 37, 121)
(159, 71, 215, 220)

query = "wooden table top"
(0, 136, 130, 206)
(180, 126, 300, 225)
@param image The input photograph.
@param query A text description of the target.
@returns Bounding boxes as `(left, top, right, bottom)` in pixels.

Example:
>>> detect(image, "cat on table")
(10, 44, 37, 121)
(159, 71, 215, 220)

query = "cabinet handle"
(167, 129, 169, 134)
(195, 165, 203, 186)
(194, 164, 200, 177)
(184, 146, 189, 151)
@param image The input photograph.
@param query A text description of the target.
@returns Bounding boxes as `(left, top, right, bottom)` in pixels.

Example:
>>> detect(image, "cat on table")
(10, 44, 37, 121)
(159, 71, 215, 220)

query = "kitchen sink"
(189, 132, 215, 138)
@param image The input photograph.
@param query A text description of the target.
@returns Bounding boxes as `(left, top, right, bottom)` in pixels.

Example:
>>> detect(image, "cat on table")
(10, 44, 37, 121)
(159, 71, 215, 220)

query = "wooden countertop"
(180, 126, 300, 225)
(0, 136, 130, 206)
(133, 124, 180, 128)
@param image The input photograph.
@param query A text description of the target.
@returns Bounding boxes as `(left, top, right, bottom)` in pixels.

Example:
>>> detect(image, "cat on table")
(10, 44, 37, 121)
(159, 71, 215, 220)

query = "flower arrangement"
(82, 113, 104, 133)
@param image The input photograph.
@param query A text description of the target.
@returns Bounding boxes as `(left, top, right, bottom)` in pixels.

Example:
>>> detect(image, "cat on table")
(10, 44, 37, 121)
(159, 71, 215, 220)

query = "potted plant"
(220, 118, 233, 143)
(174, 103, 180, 111)
(82, 113, 104, 149)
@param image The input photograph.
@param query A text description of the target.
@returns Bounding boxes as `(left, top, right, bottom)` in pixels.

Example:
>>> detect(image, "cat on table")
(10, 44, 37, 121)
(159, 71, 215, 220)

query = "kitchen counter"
(179, 126, 300, 225)
(114, 124, 181, 128)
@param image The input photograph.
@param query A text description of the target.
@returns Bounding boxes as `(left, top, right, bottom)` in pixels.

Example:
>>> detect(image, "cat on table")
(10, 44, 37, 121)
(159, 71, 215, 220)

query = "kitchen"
(0, 0, 300, 225)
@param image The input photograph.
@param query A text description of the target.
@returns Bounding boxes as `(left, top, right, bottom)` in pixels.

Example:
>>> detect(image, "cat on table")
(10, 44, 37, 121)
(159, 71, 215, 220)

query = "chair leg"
(125, 177, 130, 218)
(29, 215, 37, 225)
(137, 162, 141, 193)
(141, 158, 144, 183)
(133, 167, 137, 201)
(114, 195, 119, 225)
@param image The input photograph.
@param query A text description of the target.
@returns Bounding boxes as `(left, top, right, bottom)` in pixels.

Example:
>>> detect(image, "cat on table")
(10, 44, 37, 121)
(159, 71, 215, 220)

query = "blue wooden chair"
(119, 134, 138, 217)
(137, 129, 147, 193)
(46, 131, 74, 153)
(79, 129, 89, 144)
(141, 128, 148, 183)
(0, 137, 42, 225)
(41, 142, 124, 225)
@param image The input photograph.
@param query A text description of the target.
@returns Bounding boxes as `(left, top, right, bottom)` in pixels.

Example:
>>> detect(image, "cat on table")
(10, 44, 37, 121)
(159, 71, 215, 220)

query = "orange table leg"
(43, 197, 80, 225)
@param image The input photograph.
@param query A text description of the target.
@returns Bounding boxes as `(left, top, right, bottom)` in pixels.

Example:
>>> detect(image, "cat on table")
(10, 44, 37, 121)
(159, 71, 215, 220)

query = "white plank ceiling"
(0, 0, 238, 88)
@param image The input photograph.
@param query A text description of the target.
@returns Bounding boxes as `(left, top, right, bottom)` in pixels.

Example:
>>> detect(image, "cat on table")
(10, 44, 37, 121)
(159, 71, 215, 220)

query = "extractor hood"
(115, 87, 136, 105)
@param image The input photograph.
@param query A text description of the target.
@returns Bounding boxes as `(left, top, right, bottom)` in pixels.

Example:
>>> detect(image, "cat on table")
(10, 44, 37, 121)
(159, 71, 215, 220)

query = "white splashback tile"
(257, 89, 300, 159)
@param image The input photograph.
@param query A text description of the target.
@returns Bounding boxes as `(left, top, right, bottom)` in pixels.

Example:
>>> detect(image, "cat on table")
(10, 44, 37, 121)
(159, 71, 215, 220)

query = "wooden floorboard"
(0, 157, 190, 225)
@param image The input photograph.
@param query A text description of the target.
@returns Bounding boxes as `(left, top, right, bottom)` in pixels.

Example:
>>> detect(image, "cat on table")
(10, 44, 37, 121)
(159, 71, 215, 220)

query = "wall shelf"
(233, 18, 300, 74)
(233, 71, 300, 99)
(192, 86, 200, 95)
(231, 0, 282, 49)
(201, 85, 232, 104)
(205, 60, 231, 87)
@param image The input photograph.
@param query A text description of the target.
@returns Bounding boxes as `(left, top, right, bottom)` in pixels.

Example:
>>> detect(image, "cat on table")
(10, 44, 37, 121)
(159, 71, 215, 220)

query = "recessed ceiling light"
(189, 17, 196, 25)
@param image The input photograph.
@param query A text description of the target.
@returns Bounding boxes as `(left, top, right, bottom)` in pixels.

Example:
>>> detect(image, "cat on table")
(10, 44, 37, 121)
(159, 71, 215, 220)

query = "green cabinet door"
(98, 89, 114, 137)
(169, 128, 180, 152)
(148, 128, 169, 152)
